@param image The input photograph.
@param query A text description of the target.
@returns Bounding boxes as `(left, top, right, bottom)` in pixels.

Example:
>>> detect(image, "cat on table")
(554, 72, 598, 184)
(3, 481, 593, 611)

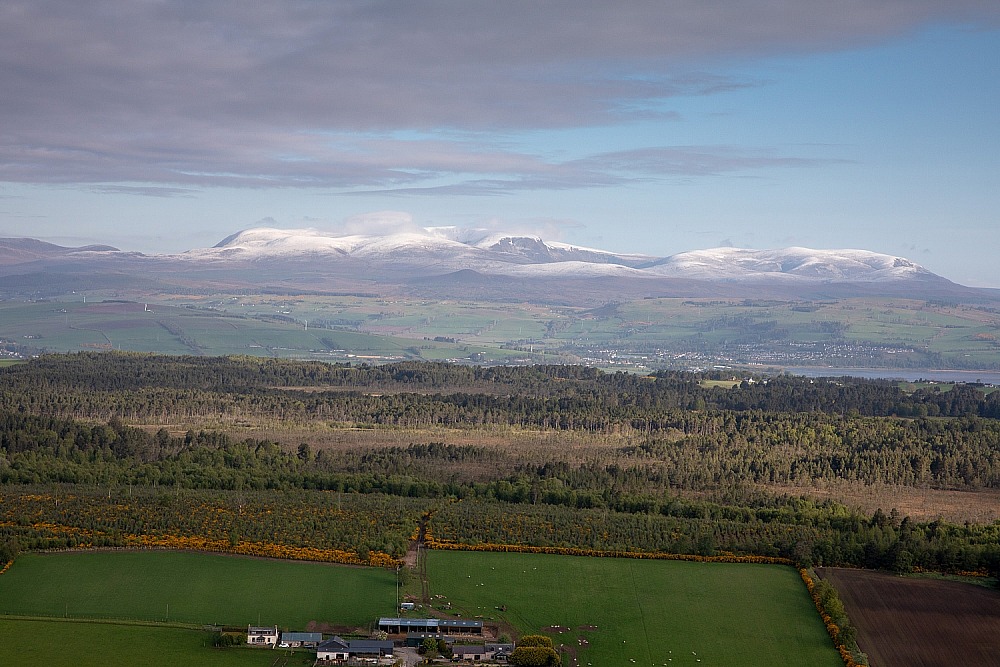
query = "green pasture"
(0, 619, 303, 667)
(618, 297, 1000, 356)
(0, 299, 499, 362)
(427, 550, 841, 667)
(699, 380, 740, 389)
(4, 292, 998, 367)
(0, 551, 394, 628)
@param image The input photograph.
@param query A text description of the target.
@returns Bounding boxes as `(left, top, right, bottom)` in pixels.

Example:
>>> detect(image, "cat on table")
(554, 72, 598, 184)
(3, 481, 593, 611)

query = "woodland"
(1, 353, 999, 578)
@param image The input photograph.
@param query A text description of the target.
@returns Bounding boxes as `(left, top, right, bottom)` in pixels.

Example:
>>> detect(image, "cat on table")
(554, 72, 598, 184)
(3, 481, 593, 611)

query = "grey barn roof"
(453, 646, 488, 655)
(350, 639, 395, 653)
(379, 617, 483, 628)
(318, 636, 394, 655)
(282, 632, 323, 642)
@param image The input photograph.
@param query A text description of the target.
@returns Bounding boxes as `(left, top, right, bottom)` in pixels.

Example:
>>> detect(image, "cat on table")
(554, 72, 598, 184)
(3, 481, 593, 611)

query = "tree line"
(2, 353, 1000, 577)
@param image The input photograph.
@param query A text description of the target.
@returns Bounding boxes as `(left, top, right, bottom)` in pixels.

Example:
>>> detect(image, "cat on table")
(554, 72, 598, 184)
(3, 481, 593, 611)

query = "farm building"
(280, 631, 323, 648)
(247, 625, 279, 646)
(452, 645, 488, 661)
(316, 636, 395, 664)
(379, 617, 483, 636)
(453, 643, 514, 662)
(486, 643, 514, 660)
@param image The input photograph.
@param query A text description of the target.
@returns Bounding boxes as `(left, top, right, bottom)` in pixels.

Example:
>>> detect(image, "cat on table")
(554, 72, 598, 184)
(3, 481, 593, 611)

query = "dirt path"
(404, 540, 419, 568)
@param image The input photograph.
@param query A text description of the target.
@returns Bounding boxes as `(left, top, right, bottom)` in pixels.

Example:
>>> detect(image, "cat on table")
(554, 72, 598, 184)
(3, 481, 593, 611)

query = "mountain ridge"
(1, 228, 988, 304)
(188, 227, 947, 284)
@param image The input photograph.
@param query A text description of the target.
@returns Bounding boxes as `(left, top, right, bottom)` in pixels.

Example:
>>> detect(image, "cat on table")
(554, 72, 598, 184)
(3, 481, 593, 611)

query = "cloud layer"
(1, 1, 997, 192)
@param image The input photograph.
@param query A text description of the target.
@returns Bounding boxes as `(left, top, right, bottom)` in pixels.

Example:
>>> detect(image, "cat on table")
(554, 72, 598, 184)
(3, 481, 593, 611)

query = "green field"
(4, 292, 998, 369)
(0, 551, 395, 628)
(0, 619, 304, 667)
(427, 550, 841, 667)
(0, 299, 519, 363)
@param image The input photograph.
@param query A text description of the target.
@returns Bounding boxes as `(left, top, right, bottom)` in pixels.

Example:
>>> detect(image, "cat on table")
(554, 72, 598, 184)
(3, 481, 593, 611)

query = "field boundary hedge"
(801, 568, 868, 667)
(1, 519, 402, 570)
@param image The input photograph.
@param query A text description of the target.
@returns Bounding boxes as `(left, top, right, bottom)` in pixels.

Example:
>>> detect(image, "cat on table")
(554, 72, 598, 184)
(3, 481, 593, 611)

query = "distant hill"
(0, 228, 993, 304)
(0, 238, 120, 266)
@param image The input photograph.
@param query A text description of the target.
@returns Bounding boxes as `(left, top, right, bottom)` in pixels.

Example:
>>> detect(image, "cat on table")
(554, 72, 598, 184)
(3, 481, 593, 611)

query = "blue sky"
(1, 1, 998, 286)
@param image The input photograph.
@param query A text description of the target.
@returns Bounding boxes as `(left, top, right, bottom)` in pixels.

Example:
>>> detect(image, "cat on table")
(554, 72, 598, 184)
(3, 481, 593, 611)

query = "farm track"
(819, 568, 1000, 666)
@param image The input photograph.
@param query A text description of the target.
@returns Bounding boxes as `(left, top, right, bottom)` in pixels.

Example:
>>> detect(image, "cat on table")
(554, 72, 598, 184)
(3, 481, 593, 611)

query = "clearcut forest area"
(2, 353, 1000, 666)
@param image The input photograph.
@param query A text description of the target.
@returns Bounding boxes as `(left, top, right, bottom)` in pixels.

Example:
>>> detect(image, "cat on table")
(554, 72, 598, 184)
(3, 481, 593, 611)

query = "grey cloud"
(88, 185, 198, 198)
(350, 144, 847, 196)
(576, 146, 850, 176)
(0, 1, 996, 190)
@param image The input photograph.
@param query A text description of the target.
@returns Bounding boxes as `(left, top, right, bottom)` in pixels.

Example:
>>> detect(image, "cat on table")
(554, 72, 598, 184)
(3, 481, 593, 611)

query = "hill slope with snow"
(2, 227, 981, 303)
(187, 227, 944, 284)
(643, 247, 938, 282)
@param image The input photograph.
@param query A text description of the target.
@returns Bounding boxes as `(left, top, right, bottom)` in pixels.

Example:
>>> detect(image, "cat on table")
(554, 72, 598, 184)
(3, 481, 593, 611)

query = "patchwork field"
(426, 550, 842, 667)
(0, 299, 513, 363)
(0, 619, 302, 667)
(0, 551, 395, 629)
(4, 291, 998, 369)
(820, 567, 1000, 667)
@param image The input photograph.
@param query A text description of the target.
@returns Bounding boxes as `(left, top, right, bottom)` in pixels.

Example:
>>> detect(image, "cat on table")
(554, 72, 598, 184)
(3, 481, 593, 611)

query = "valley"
(2, 291, 999, 373)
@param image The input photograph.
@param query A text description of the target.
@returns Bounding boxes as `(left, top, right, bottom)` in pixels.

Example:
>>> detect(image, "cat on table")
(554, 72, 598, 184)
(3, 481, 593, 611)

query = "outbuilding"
(317, 636, 395, 663)
(280, 631, 324, 648)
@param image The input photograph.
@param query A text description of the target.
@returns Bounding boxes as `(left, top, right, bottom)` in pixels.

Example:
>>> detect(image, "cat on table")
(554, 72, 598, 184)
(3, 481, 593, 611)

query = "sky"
(1, 1, 998, 286)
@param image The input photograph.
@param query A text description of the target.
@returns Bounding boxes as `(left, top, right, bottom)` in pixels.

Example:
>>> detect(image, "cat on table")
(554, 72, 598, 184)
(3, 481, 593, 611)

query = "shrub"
(510, 646, 560, 667)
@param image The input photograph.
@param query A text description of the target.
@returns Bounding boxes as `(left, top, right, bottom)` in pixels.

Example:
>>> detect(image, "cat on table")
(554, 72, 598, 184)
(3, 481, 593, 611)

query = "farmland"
(0, 298, 512, 364)
(0, 551, 395, 629)
(0, 619, 300, 667)
(3, 353, 1000, 664)
(0, 548, 844, 667)
(426, 550, 843, 667)
(3, 291, 999, 371)
(819, 568, 1000, 667)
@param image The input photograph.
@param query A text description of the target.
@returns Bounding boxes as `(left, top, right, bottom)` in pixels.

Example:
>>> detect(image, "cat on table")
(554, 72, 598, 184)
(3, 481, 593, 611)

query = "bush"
(517, 635, 553, 648)
(212, 631, 243, 647)
(509, 646, 560, 667)
(0, 537, 19, 565)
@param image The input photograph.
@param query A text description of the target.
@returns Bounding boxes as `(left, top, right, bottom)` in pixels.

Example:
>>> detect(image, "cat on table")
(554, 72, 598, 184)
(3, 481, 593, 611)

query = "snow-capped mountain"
(203, 227, 472, 259)
(186, 226, 654, 270)
(643, 247, 937, 283)
(189, 227, 941, 283)
(1, 227, 981, 303)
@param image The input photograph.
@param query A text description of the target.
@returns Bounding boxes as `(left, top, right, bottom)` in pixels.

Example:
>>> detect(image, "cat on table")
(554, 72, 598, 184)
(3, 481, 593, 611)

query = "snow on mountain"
(644, 247, 936, 282)
(179, 227, 944, 285)
(189, 227, 473, 260)
(424, 227, 652, 265)
(190, 226, 649, 268)
(487, 261, 651, 278)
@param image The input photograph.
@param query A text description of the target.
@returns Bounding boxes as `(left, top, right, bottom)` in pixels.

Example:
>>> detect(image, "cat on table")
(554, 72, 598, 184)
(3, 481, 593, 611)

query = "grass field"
(0, 619, 308, 667)
(0, 551, 395, 629)
(4, 291, 998, 368)
(0, 299, 514, 363)
(426, 550, 842, 667)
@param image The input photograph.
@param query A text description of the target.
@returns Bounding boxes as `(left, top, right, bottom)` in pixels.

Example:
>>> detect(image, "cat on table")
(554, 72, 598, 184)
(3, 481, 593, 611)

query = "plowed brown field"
(819, 568, 1000, 667)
